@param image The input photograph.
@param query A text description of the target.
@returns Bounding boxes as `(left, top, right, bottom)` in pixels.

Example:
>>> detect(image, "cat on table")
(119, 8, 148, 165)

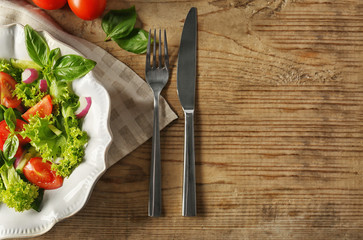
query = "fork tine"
(146, 29, 151, 69)
(158, 29, 162, 68)
(164, 30, 169, 70)
(153, 29, 156, 68)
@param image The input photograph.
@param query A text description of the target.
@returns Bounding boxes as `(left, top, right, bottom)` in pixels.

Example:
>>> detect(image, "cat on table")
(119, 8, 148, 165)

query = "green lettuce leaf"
(0, 164, 39, 212)
(21, 108, 88, 178)
(51, 125, 88, 177)
(14, 82, 47, 108)
(48, 78, 71, 105)
(51, 100, 87, 177)
(0, 58, 22, 81)
(21, 115, 65, 160)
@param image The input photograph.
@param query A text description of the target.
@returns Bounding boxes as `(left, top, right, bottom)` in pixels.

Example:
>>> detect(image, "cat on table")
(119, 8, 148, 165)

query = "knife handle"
(182, 110, 197, 216)
(148, 93, 161, 217)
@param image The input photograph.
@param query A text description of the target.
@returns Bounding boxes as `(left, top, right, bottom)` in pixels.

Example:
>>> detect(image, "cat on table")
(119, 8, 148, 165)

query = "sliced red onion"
(39, 79, 48, 92)
(22, 68, 39, 84)
(75, 97, 92, 119)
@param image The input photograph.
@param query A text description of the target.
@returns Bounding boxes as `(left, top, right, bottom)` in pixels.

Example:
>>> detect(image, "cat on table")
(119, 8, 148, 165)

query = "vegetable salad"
(0, 25, 96, 212)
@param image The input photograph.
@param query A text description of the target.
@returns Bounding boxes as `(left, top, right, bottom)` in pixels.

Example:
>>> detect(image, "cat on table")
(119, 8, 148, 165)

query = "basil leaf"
(48, 48, 61, 67)
(0, 105, 21, 122)
(24, 25, 49, 67)
(52, 55, 96, 81)
(113, 28, 150, 54)
(0, 151, 12, 167)
(4, 108, 16, 133)
(102, 6, 137, 40)
(3, 134, 19, 161)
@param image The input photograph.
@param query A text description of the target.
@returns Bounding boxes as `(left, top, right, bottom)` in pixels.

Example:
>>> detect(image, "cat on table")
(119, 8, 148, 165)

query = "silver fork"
(145, 29, 169, 217)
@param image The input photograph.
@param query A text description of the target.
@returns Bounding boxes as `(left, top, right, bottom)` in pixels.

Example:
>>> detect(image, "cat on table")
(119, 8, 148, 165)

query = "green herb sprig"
(102, 6, 150, 54)
(2, 108, 19, 162)
(24, 25, 96, 94)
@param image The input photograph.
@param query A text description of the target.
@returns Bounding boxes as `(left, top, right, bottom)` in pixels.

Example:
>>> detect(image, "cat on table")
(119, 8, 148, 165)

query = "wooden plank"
(22, 0, 363, 239)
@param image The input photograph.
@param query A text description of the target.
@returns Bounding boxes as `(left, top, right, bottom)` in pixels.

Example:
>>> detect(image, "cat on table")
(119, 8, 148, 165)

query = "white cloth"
(0, 0, 178, 167)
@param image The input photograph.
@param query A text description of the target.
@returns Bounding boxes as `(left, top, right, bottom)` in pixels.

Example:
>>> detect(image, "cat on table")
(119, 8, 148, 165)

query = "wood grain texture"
(23, 0, 363, 239)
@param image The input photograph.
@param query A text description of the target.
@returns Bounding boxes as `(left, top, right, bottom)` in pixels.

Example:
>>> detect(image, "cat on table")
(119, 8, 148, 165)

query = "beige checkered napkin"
(0, 0, 178, 167)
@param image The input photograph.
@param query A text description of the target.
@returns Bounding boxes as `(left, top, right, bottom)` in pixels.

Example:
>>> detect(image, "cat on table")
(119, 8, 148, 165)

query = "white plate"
(0, 24, 112, 239)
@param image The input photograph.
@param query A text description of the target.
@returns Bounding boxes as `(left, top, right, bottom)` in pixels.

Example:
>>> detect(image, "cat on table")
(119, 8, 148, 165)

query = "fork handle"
(148, 93, 162, 217)
(182, 110, 197, 216)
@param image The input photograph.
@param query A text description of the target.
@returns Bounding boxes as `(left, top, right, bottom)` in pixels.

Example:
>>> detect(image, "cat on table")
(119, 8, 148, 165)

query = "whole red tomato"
(32, 0, 67, 10)
(68, 0, 107, 21)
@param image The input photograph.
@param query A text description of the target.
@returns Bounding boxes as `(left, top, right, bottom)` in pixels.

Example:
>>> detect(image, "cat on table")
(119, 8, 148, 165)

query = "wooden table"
(24, 0, 363, 239)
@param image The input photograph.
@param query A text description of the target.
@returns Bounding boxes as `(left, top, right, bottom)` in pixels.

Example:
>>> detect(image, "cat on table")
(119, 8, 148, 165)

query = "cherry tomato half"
(0, 72, 21, 109)
(22, 95, 53, 122)
(32, 0, 67, 10)
(23, 157, 63, 190)
(68, 0, 107, 20)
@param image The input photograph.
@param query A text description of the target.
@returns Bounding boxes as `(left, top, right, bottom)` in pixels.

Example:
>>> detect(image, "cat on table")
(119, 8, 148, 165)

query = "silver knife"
(177, 7, 197, 217)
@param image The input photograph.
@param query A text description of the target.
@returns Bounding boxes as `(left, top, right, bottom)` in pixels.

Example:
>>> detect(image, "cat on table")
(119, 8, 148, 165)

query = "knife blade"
(177, 7, 197, 217)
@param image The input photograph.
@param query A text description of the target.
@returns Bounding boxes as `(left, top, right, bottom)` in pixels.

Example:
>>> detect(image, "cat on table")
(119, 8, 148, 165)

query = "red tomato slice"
(0, 119, 31, 147)
(22, 95, 53, 122)
(0, 72, 21, 109)
(23, 157, 63, 189)
(68, 0, 106, 20)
